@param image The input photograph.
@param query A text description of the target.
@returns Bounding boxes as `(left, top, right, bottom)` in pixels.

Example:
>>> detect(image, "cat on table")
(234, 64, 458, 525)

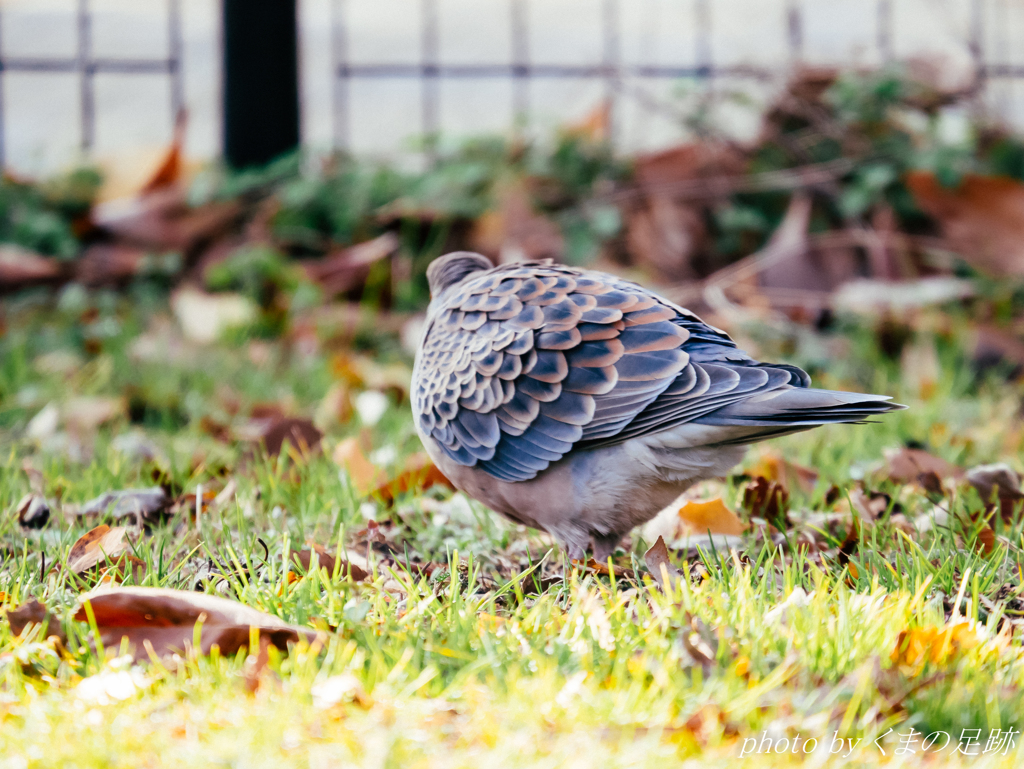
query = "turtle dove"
(412, 252, 903, 560)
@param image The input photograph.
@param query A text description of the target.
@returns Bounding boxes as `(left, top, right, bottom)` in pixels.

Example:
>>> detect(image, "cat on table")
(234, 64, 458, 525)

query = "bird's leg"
(565, 542, 587, 563)
(591, 533, 622, 564)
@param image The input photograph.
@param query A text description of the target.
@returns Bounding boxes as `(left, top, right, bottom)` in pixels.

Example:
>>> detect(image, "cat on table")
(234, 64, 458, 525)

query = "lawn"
(2, 284, 1024, 768)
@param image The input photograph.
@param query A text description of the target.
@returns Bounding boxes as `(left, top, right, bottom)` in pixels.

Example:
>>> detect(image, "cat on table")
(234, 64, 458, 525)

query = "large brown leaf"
(906, 171, 1024, 276)
(73, 586, 322, 660)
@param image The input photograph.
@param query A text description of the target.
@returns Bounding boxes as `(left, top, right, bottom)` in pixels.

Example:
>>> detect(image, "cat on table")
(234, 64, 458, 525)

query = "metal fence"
(3, 0, 1024, 170)
(0, 0, 183, 167)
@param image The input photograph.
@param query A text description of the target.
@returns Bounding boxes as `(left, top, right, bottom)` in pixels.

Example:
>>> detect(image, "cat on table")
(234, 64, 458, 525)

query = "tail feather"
(695, 387, 905, 437)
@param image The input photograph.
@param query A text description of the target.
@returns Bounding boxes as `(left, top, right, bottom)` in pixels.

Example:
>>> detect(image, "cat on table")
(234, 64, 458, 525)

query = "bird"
(412, 252, 904, 561)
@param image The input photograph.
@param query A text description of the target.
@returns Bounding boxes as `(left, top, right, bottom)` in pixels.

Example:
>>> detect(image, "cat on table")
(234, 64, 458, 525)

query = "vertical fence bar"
(168, 0, 184, 119)
(78, 0, 94, 152)
(994, 0, 1009, 117)
(969, 0, 985, 113)
(694, 0, 711, 76)
(332, 0, 350, 151)
(0, 6, 5, 168)
(421, 0, 440, 159)
(510, 0, 528, 131)
(786, 0, 803, 63)
(602, 0, 620, 145)
(877, 0, 892, 63)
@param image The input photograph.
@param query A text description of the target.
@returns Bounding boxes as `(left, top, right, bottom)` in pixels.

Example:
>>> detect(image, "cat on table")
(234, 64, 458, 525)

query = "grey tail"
(694, 387, 906, 446)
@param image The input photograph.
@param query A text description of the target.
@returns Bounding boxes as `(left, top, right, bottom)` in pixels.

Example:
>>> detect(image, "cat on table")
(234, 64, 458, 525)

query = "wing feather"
(414, 259, 824, 481)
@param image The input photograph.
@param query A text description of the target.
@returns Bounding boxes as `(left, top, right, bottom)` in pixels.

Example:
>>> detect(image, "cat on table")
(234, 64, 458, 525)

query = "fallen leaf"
(848, 487, 900, 520)
(63, 396, 127, 434)
(73, 244, 156, 287)
(372, 453, 454, 505)
(837, 518, 860, 578)
(67, 524, 131, 574)
(568, 558, 638, 581)
(4, 600, 66, 646)
(314, 383, 353, 430)
(299, 233, 399, 296)
(742, 477, 789, 526)
(170, 287, 259, 344)
(643, 536, 684, 591)
(257, 417, 323, 459)
(333, 437, 386, 496)
(470, 180, 564, 263)
(746, 450, 819, 495)
(16, 494, 51, 530)
(76, 487, 170, 526)
(291, 544, 369, 582)
(0, 244, 62, 288)
(880, 447, 963, 488)
(73, 586, 322, 661)
(679, 612, 717, 672)
(94, 188, 241, 253)
(140, 109, 187, 195)
(976, 524, 997, 556)
(891, 622, 983, 674)
(677, 498, 749, 536)
(966, 463, 1024, 522)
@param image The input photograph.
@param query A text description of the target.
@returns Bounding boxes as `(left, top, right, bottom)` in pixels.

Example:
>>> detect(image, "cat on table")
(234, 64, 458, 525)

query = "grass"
(2, 287, 1024, 767)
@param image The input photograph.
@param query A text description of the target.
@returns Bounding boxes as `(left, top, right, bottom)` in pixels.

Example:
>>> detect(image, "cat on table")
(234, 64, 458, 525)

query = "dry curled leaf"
(644, 536, 684, 590)
(680, 612, 717, 672)
(16, 494, 50, 530)
(374, 453, 454, 504)
(67, 525, 131, 574)
(291, 544, 369, 582)
(259, 417, 323, 459)
(73, 586, 323, 661)
(76, 487, 170, 525)
(742, 477, 789, 526)
(880, 447, 963, 488)
(746, 450, 819, 495)
(966, 463, 1024, 522)
(5, 599, 66, 647)
(333, 439, 452, 503)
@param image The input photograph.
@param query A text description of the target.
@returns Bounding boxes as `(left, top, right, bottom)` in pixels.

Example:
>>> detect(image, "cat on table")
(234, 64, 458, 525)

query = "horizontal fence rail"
(3, 0, 1024, 169)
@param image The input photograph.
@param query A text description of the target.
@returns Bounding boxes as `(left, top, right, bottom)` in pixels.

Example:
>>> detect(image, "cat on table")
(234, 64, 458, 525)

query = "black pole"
(223, 0, 300, 169)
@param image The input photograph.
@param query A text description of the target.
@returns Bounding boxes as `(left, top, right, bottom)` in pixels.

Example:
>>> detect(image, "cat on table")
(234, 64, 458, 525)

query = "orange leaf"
(140, 109, 187, 195)
(333, 439, 452, 503)
(371, 453, 454, 504)
(677, 498, 749, 536)
(332, 437, 386, 496)
(891, 622, 982, 671)
(746, 450, 819, 494)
